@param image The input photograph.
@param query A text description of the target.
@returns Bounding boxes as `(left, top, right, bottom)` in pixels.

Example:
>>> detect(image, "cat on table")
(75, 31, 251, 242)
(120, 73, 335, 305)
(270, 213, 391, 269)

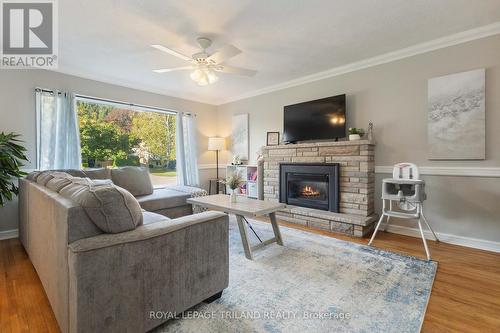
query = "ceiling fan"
(152, 37, 257, 86)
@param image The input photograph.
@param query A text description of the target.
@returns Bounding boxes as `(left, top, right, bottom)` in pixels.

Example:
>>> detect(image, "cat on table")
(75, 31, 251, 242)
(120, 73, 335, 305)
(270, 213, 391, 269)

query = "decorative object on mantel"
(256, 149, 264, 163)
(224, 172, 245, 203)
(367, 122, 374, 141)
(369, 163, 439, 260)
(428, 68, 485, 160)
(0, 132, 28, 206)
(266, 132, 280, 146)
(231, 113, 249, 161)
(348, 127, 365, 141)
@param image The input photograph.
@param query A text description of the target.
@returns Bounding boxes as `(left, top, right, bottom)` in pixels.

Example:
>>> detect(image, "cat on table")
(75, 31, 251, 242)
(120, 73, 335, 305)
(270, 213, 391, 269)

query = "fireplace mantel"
(261, 139, 377, 237)
(262, 139, 375, 150)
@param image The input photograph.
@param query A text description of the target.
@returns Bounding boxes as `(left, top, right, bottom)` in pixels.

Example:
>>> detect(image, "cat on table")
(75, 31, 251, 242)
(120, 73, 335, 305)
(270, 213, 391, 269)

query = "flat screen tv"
(283, 94, 346, 143)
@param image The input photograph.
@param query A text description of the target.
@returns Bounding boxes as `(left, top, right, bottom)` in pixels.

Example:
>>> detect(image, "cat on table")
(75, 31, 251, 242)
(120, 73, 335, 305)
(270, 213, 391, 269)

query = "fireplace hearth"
(280, 163, 339, 212)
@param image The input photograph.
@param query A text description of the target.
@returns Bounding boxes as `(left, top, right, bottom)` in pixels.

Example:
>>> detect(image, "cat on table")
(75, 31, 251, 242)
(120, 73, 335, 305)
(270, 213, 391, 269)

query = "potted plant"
(348, 128, 365, 141)
(0, 132, 28, 206)
(224, 172, 244, 203)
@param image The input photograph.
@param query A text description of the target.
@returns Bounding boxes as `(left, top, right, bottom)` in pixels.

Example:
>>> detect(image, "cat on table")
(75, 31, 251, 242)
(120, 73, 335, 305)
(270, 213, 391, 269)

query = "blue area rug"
(154, 217, 437, 333)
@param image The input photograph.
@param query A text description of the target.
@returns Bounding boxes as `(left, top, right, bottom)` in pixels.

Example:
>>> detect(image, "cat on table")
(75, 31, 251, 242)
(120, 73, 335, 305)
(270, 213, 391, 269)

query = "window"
(75, 97, 177, 186)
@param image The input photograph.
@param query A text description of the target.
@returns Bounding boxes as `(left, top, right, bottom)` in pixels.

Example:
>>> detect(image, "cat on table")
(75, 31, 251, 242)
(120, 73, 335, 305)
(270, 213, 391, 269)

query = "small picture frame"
(266, 132, 280, 146)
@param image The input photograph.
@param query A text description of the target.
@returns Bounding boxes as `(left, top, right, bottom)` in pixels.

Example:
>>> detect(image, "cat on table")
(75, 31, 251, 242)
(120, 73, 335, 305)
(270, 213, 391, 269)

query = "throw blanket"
(168, 185, 209, 213)
(168, 185, 208, 198)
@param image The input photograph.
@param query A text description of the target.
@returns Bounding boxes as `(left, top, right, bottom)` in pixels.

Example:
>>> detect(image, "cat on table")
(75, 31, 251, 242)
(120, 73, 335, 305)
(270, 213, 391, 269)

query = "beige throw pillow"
(111, 166, 154, 196)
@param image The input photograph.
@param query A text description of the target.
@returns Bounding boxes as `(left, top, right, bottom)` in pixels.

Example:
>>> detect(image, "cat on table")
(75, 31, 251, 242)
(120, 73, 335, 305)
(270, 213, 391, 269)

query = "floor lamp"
(208, 137, 226, 193)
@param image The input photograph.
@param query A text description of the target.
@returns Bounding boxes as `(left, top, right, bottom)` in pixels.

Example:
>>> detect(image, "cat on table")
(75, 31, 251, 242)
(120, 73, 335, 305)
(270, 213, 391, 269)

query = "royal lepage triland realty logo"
(1, 0, 58, 68)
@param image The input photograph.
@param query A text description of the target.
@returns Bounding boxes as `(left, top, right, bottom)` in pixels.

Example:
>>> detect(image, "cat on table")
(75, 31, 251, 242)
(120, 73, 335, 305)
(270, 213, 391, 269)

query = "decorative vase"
(231, 188, 240, 203)
(349, 134, 361, 141)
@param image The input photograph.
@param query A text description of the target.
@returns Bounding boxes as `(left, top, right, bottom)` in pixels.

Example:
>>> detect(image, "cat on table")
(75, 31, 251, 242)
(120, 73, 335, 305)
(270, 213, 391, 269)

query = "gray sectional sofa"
(18, 167, 229, 333)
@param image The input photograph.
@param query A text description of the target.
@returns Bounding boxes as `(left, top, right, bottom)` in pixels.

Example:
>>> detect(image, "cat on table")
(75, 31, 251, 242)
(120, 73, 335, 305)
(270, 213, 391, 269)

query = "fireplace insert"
(279, 163, 339, 212)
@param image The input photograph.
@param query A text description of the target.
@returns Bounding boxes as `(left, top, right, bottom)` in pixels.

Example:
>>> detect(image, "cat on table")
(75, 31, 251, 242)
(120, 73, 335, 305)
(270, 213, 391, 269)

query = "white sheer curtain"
(176, 113, 200, 186)
(36, 89, 81, 170)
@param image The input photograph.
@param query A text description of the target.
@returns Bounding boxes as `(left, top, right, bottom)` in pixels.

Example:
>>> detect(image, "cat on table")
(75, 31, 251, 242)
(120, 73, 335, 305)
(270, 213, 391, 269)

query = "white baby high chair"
(368, 163, 439, 260)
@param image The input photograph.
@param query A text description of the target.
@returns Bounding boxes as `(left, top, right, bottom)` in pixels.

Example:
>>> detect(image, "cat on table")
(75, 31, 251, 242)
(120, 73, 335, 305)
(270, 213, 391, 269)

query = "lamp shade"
(208, 137, 226, 151)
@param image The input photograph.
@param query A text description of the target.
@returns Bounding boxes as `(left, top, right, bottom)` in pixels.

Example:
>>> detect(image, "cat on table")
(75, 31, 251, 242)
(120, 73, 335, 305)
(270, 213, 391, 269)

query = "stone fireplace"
(261, 140, 377, 237)
(279, 163, 339, 212)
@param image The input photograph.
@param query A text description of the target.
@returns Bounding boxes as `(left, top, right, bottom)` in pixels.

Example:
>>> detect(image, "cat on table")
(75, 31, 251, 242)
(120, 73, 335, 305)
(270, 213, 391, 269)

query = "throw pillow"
(60, 178, 143, 233)
(82, 168, 111, 180)
(111, 166, 154, 196)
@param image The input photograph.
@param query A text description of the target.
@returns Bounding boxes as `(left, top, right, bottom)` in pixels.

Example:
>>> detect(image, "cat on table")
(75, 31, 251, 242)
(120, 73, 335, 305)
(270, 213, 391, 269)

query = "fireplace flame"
(301, 186, 321, 198)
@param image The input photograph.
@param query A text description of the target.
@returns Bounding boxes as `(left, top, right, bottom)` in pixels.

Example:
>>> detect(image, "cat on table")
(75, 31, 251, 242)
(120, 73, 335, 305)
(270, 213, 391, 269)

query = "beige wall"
(0, 70, 218, 232)
(217, 35, 500, 244)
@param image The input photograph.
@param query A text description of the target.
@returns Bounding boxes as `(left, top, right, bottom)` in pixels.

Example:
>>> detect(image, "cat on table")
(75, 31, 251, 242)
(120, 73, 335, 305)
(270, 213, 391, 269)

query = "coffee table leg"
(236, 215, 253, 260)
(269, 212, 284, 246)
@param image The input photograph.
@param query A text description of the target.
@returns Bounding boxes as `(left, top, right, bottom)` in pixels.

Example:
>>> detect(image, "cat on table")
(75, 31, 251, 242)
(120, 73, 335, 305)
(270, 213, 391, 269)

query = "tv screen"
(283, 94, 346, 143)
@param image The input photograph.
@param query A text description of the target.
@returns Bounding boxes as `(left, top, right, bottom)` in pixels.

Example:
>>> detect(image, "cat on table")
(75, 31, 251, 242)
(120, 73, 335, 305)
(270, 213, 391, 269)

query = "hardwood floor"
(0, 238, 59, 333)
(1, 222, 499, 333)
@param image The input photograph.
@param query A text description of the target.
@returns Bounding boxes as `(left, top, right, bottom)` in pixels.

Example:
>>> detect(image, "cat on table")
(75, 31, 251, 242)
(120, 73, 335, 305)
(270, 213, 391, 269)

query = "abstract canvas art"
(231, 113, 249, 160)
(428, 69, 485, 160)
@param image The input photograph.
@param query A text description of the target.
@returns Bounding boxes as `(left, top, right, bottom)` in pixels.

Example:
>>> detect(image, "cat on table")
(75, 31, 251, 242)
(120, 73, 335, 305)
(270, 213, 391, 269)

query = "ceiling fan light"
(207, 71, 218, 84)
(190, 69, 204, 82)
(197, 72, 209, 86)
(190, 68, 218, 86)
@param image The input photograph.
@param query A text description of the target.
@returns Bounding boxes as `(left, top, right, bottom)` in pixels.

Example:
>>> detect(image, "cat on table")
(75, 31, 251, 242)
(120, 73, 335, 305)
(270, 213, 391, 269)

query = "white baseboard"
(0, 229, 19, 240)
(375, 166, 500, 177)
(384, 224, 500, 253)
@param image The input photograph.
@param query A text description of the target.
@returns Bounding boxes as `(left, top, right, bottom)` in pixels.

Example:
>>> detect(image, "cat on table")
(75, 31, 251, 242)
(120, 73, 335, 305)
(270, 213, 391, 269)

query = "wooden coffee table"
(187, 194, 285, 260)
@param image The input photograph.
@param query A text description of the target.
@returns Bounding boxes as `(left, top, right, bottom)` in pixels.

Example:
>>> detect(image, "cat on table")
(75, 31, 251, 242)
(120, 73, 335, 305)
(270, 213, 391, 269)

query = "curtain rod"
(35, 87, 196, 117)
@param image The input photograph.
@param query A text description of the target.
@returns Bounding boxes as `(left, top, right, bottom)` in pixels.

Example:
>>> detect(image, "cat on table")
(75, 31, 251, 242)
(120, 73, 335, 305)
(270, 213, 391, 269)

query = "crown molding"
(217, 21, 500, 105)
(375, 166, 500, 178)
(47, 67, 219, 106)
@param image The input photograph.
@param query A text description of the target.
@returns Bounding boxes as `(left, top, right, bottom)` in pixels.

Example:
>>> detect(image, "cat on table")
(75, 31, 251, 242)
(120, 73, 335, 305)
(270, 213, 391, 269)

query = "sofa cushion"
(111, 166, 154, 196)
(142, 211, 170, 225)
(136, 188, 191, 212)
(60, 179, 143, 233)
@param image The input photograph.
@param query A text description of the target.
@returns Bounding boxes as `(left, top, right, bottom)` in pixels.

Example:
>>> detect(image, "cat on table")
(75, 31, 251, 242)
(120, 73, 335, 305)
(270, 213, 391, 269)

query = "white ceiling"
(57, 0, 500, 105)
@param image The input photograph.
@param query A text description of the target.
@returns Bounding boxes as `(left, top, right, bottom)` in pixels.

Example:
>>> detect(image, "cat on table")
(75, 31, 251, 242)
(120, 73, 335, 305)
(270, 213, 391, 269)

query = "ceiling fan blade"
(153, 66, 194, 73)
(207, 45, 242, 64)
(215, 65, 257, 77)
(151, 44, 192, 62)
